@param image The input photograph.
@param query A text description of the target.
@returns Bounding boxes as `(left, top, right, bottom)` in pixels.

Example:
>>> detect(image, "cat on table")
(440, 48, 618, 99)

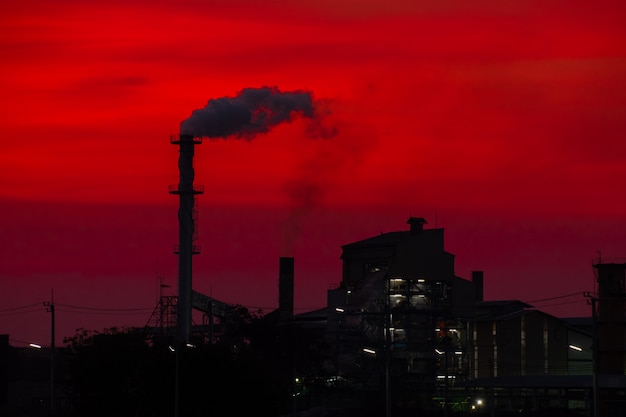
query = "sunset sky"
(2, 0, 626, 346)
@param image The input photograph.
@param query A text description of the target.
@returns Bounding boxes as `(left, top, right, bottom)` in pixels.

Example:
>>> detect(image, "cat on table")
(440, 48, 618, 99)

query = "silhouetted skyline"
(2, 0, 626, 347)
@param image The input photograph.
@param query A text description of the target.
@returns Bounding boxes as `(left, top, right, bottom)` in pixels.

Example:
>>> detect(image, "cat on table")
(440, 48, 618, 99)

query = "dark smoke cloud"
(180, 86, 326, 139)
(180, 86, 338, 256)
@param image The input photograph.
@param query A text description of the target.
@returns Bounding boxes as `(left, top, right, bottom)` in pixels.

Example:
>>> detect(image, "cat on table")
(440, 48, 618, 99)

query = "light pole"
(384, 277, 392, 417)
(584, 291, 599, 417)
(591, 295, 598, 417)
(44, 293, 55, 417)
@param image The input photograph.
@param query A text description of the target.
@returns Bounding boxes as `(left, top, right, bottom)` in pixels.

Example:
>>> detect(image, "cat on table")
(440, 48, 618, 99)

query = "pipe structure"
(279, 257, 295, 322)
(171, 134, 203, 417)
(170, 134, 203, 343)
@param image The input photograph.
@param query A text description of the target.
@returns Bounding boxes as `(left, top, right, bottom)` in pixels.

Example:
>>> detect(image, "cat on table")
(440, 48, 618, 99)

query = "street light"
(28, 340, 53, 416)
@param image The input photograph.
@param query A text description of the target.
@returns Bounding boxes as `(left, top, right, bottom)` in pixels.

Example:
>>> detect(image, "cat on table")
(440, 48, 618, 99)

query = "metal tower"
(145, 295, 178, 337)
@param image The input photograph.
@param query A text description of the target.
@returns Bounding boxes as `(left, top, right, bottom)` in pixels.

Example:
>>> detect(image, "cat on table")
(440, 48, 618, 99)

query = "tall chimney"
(170, 134, 203, 343)
(472, 271, 484, 302)
(279, 257, 294, 322)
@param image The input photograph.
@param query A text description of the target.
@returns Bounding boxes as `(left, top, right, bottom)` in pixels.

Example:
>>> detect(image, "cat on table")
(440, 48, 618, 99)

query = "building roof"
(295, 307, 327, 321)
(464, 374, 626, 389)
(341, 231, 408, 249)
(340, 227, 449, 250)
(341, 217, 444, 251)
(474, 300, 533, 321)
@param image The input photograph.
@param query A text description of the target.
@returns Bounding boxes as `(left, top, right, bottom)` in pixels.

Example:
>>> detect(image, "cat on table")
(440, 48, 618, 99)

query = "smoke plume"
(180, 86, 338, 256)
(180, 86, 328, 139)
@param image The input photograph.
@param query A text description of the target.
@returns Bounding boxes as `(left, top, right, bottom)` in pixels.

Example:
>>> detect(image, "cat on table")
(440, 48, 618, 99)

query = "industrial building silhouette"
(322, 218, 625, 415)
(2, 217, 626, 416)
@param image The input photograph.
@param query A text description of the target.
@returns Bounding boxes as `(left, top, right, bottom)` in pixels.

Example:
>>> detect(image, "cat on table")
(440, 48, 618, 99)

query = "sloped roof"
(341, 231, 407, 249)
(474, 300, 533, 321)
(295, 307, 327, 321)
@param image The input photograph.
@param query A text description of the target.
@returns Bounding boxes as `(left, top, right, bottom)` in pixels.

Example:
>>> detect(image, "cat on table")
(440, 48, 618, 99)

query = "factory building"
(322, 217, 626, 416)
(468, 301, 594, 414)
(326, 217, 479, 411)
(4, 215, 625, 416)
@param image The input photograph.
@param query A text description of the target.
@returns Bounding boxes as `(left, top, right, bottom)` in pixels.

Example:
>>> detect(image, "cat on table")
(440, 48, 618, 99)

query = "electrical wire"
(55, 307, 151, 316)
(8, 338, 40, 346)
(523, 291, 585, 304)
(528, 298, 588, 309)
(0, 308, 44, 318)
(0, 302, 43, 312)
(0, 300, 153, 318)
(221, 303, 325, 312)
(55, 302, 153, 312)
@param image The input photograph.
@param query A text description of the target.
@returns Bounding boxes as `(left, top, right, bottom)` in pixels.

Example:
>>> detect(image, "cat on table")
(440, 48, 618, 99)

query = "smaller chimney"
(407, 217, 427, 235)
(472, 271, 484, 302)
(278, 257, 294, 322)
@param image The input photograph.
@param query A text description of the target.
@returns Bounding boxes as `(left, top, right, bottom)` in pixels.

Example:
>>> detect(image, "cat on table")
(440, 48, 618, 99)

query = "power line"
(55, 307, 151, 316)
(8, 338, 40, 346)
(524, 291, 585, 304)
(530, 298, 588, 309)
(0, 308, 44, 318)
(220, 303, 326, 312)
(0, 302, 43, 312)
(0, 301, 153, 318)
(55, 302, 153, 312)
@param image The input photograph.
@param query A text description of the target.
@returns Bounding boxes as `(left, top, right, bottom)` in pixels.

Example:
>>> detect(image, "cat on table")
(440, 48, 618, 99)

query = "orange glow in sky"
(1, 0, 626, 345)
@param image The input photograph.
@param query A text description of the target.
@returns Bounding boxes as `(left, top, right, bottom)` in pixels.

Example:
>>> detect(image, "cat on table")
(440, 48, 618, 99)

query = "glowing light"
(335, 307, 345, 313)
(363, 348, 376, 355)
(29, 343, 42, 349)
(569, 344, 583, 352)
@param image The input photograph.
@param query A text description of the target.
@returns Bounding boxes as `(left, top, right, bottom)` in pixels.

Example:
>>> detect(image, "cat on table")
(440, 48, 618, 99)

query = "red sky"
(1, 0, 626, 346)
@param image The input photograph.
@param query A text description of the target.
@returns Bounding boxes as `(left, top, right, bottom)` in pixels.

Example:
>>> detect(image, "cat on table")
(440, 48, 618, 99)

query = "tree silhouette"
(62, 307, 294, 417)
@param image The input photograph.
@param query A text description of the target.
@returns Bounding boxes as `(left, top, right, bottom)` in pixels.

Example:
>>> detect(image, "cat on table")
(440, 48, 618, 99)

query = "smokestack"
(170, 134, 203, 343)
(173, 87, 330, 338)
(472, 271, 484, 303)
(278, 257, 294, 322)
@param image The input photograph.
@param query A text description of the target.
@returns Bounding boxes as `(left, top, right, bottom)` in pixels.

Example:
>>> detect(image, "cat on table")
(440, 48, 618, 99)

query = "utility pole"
(591, 296, 598, 417)
(584, 291, 599, 417)
(44, 290, 55, 417)
(384, 278, 391, 417)
(444, 347, 449, 417)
